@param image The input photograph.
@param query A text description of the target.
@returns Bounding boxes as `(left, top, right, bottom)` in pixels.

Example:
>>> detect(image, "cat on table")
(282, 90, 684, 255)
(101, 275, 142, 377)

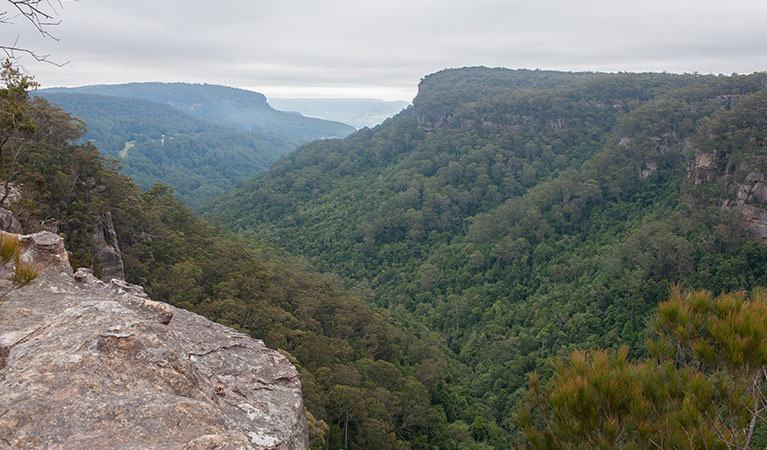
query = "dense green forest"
(3, 63, 455, 449)
(7, 63, 767, 448)
(207, 67, 767, 448)
(40, 82, 356, 141)
(33, 91, 302, 206)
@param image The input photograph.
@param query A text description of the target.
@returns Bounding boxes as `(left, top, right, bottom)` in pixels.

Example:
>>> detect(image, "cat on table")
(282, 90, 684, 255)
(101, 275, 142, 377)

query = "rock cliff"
(0, 231, 309, 449)
(691, 149, 767, 240)
(90, 211, 126, 281)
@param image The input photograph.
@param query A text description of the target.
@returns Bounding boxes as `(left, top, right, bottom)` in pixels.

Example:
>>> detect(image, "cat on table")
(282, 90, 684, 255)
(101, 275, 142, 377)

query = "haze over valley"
(2, 1, 767, 449)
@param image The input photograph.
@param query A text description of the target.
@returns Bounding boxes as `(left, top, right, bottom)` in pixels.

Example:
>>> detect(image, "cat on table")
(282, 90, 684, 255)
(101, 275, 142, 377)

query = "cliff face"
(0, 232, 308, 449)
(690, 149, 767, 240)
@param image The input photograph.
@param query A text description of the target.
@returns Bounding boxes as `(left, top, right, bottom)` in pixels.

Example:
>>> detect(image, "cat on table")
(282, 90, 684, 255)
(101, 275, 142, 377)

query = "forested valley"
(34, 83, 355, 206)
(6, 64, 767, 449)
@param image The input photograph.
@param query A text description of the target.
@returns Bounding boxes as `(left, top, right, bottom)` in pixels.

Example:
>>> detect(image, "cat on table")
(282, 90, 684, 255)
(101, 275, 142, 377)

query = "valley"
(34, 83, 356, 206)
(4, 65, 767, 449)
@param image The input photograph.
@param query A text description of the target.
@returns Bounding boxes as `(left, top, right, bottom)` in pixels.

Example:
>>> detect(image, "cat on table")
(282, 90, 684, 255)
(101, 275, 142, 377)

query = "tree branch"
(1, 0, 67, 65)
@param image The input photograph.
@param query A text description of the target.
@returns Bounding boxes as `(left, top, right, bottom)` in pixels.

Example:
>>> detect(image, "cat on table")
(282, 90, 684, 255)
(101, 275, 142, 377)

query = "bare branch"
(1, 0, 66, 65)
(1, 44, 65, 66)
(9, 0, 61, 37)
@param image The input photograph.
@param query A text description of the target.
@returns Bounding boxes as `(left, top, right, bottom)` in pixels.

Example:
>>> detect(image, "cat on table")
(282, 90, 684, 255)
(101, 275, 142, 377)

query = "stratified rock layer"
(0, 232, 308, 449)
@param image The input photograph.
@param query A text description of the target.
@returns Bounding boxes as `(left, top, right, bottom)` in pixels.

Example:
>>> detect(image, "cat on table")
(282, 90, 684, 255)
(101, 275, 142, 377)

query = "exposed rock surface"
(692, 150, 724, 185)
(0, 232, 308, 449)
(90, 211, 126, 281)
(0, 208, 21, 234)
(691, 149, 767, 240)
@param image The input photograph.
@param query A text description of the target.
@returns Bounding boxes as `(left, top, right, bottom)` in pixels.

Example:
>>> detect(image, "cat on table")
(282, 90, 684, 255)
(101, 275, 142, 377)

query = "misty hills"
(35, 83, 359, 206)
(206, 67, 767, 447)
(35, 91, 300, 206)
(267, 97, 410, 129)
(40, 82, 355, 141)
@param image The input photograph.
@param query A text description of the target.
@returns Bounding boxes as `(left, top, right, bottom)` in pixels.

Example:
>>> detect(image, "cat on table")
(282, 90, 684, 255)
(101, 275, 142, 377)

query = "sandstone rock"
(690, 149, 767, 241)
(640, 161, 658, 179)
(0, 232, 309, 449)
(90, 211, 126, 281)
(693, 150, 721, 184)
(18, 231, 73, 276)
(0, 208, 21, 233)
(0, 182, 22, 207)
(736, 204, 767, 241)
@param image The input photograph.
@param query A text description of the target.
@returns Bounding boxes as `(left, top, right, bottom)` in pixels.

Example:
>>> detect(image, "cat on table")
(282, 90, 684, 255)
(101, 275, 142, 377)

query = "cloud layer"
(9, 0, 767, 101)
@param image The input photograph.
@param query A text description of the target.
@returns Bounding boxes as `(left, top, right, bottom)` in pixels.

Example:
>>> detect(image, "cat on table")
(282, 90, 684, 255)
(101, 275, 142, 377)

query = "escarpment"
(0, 231, 309, 449)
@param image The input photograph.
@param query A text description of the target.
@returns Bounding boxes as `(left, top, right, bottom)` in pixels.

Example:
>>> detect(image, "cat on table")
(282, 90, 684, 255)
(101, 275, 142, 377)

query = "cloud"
(15, 0, 767, 101)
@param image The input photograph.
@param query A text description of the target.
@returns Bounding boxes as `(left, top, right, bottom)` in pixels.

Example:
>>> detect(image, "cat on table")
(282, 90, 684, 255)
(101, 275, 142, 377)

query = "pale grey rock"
(640, 161, 658, 179)
(0, 208, 21, 233)
(90, 211, 125, 281)
(691, 150, 767, 241)
(735, 204, 767, 241)
(0, 182, 22, 207)
(0, 232, 309, 449)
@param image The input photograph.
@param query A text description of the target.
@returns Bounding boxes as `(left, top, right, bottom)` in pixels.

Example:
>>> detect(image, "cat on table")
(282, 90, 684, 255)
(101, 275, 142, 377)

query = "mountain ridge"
(39, 82, 356, 141)
(34, 91, 298, 206)
(205, 67, 767, 447)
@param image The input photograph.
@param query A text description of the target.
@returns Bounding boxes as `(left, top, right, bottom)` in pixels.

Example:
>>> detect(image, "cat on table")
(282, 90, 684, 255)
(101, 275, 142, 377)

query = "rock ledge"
(0, 232, 309, 449)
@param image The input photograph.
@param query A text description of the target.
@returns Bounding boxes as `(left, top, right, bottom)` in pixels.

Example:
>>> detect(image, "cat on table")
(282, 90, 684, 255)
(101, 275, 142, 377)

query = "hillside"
(34, 92, 299, 206)
(206, 67, 767, 447)
(40, 82, 356, 141)
(268, 98, 411, 129)
(6, 80, 452, 450)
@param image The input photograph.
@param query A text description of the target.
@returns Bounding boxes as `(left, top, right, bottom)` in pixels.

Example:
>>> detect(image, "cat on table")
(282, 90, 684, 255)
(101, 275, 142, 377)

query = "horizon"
(5, 0, 765, 104)
(32, 67, 760, 104)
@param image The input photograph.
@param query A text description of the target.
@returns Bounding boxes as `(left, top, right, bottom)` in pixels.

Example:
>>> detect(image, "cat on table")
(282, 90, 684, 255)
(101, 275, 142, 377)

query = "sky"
(3, 0, 767, 102)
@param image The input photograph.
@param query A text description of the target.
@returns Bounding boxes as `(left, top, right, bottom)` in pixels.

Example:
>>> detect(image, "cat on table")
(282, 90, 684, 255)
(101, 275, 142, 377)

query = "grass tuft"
(12, 252, 38, 287)
(0, 232, 18, 263)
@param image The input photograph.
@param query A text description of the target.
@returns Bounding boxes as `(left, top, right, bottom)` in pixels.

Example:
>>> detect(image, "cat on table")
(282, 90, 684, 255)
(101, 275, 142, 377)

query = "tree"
(0, 58, 37, 206)
(520, 288, 767, 450)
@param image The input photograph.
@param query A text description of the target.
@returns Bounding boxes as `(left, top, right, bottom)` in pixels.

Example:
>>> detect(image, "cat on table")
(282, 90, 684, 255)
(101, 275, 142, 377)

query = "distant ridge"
(35, 91, 299, 206)
(40, 82, 355, 141)
(268, 97, 410, 129)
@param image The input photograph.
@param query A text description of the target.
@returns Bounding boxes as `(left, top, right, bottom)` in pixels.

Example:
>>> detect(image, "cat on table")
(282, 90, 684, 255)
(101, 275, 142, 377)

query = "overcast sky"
(4, 0, 767, 101)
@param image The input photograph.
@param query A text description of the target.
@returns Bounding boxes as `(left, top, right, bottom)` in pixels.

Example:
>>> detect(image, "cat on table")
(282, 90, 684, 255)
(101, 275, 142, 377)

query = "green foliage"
(522, 288, 767, 449)
(11, 251, 37, 287)
(39, 82, 355, 141)
(9, 86, 446, 449)
(0, 59, 39, 203)
(15, 64, 767, 448)
(35, 91, 302, 206)
(207, 68, 767, 447)
(0, 231, 18, 263)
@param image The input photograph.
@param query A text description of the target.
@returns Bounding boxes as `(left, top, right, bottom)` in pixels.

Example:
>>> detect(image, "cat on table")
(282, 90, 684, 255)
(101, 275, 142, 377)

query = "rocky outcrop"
(690, 148, 767, 240)
(90, 211, 125, 281)
(0, 208, 21, 234)
(722, 157, 767, 240)
(0, 232, 309, 449)
(692, 150, 724, 185)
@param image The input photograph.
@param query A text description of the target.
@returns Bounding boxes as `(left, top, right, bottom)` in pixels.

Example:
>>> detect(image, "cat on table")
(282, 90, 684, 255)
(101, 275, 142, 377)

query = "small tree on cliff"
(0, 59, 37, 206)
